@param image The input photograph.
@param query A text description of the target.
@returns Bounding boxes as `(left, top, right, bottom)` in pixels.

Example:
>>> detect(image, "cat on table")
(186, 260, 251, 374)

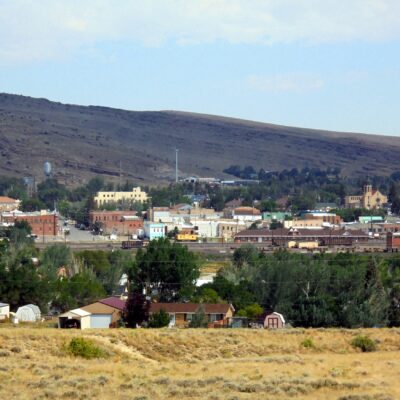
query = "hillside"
(1, 93, 400, 186)
(0, 327, 399, 399)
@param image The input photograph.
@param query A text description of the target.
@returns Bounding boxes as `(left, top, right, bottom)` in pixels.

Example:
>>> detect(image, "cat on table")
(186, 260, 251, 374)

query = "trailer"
(175, 233, 198, 242)
(121, 240, 148, 249)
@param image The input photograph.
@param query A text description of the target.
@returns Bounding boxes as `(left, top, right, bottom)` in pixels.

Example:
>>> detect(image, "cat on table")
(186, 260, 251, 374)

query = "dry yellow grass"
(200, 260, 229, 274)
(0, 325, 399, 399)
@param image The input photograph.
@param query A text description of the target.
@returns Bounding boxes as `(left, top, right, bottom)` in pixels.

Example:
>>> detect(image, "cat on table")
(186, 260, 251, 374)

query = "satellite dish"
(44, 162, 52, 177)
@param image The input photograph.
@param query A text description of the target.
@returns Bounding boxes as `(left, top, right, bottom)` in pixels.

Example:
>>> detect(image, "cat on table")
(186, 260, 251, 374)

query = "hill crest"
(1, 92, 399, 185)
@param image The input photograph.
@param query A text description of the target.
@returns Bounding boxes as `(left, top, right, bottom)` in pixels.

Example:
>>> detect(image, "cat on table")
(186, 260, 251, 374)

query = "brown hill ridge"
(0, 92, 399, 186)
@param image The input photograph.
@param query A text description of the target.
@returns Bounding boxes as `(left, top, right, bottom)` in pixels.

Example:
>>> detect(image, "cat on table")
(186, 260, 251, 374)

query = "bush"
(301, 338, 315, 349)
(350, 335, 377, 352)
(148, 309, 171, 328)
(65, 337, 108, 359)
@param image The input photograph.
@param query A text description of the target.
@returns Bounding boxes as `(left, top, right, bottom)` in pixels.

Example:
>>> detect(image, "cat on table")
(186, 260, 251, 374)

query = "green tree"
(236, 303, 264, 319)
(189, 304, 208, 328)
(0, 245, 50, 310)
(124, 292, 149, 328)
(37, 178, 68, 209)
(148, 309, 171, 328)
(51, 270, 106, 312)
(20, 198, 46, 212)
(40, 244, 72, 280)
(195, 287, 221, 304)
(259, 199, 276, 212)
(129, 238, 200, 302)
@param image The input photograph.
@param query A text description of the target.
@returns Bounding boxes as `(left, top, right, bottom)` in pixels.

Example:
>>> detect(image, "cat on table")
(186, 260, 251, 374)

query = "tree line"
(202, 246, 400, 328)
(1, 228, 400, 328)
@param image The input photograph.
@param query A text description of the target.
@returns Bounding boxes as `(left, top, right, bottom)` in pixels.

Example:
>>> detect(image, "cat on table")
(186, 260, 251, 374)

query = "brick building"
(1, 211, 59, 236)
(89, 210, 143, 235)
(234, 227, 369, 247)
(387, 232, 400, 251)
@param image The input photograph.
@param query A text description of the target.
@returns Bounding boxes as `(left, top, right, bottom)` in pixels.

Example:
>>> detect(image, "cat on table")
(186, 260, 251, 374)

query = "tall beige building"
(94, 187, 149, 207)
(345, 184, 387, 210)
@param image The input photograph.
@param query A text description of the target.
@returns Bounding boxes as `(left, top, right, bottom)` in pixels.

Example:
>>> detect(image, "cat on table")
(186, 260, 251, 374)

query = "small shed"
(16, 304, 41, 322)
(263, 312, 285, 329)
(58, 308, 91, 330)
(0, 302, 10, 320)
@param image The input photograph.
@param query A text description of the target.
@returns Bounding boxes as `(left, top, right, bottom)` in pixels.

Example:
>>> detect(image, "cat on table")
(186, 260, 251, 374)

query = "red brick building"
(387, 232, 400, 251)
(1, 211, 59, 236)
(89, 211, 143, 235)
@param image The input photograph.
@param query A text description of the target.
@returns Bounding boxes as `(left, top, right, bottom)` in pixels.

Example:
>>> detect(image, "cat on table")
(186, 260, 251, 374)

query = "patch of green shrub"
(148, 309, 171, 328)
(301, 338, 315, 349)
(350, 335, 377, 352)
(64, 337, 108, 359)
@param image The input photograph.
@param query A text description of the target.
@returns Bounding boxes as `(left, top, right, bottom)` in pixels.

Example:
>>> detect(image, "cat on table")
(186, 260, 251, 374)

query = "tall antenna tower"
(175, 148, 179, 183)
(119, 160, 122, 189)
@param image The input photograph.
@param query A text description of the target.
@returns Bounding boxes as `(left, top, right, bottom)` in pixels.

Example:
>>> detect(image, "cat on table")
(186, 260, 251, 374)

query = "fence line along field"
(0, 327, 399, 399)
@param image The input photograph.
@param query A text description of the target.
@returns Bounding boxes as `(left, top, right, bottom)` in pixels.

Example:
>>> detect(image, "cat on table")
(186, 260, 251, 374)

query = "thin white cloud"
(0, 0, 400, 64)
(247, 73, 324, 93)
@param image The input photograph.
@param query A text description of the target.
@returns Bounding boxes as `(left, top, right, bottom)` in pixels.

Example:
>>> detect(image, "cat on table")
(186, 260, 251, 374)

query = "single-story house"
(80, 297, 125, 328)
(262, 312, 285, 329)
(149, 303, 235, 328)
(58, 308, 91, 330)
(0, 302, 10, 320)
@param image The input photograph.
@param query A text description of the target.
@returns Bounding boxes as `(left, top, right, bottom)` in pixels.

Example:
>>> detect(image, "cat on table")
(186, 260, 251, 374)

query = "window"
(209, 314, 223, 322)
(185, 313, 194, 321)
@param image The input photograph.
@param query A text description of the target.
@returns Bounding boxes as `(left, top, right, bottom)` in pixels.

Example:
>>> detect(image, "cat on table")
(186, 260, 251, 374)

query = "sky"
(1, 0, 400, 136)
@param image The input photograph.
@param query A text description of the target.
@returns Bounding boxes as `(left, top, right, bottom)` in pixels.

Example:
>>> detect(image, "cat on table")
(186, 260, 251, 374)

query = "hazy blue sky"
(1, 1, 399, 135)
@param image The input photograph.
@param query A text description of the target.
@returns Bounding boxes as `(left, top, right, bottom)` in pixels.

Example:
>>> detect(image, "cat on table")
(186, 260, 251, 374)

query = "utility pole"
(175, 148, 179, 183)
(119, 160, 122, 190)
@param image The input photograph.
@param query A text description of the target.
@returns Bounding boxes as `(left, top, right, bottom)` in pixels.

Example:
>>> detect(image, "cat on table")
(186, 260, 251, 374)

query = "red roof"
(0, 196, 19, 203)
(235, 228, 369, 238)
(99, 297, 126, 311)
(234, 207, 261, 216)
(150, 303, 233, 314)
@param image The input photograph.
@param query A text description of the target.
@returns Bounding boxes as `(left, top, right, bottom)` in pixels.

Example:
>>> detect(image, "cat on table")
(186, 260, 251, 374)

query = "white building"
(58, 308, 92, 330)
(94, 187, 148, 207)
(144, 222, 166, 240)
(232, 207, 262, 222)
(0, 302, 9, 320)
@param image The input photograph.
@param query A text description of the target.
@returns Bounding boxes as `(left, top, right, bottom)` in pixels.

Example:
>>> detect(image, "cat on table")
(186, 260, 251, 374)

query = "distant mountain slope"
(0, 92, 399, 186)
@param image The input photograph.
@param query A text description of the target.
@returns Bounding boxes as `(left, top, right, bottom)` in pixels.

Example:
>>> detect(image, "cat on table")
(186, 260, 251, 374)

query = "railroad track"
(34, 241, 392, 254)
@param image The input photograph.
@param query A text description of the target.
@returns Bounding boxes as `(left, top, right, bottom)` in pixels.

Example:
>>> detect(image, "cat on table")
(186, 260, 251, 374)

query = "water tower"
(44, 161, 52, 178)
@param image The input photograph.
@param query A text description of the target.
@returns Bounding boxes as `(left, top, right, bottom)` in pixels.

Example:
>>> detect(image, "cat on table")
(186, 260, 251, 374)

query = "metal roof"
(59, 308, 91, 317)
(99, 297, 126, 311)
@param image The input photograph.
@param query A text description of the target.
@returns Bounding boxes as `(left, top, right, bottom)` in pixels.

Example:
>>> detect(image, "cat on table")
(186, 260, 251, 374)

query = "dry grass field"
(0, 325, 399, 400)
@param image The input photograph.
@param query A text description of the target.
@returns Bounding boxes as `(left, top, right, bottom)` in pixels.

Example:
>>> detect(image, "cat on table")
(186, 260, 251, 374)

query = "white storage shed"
(58, 308, 91, 330)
